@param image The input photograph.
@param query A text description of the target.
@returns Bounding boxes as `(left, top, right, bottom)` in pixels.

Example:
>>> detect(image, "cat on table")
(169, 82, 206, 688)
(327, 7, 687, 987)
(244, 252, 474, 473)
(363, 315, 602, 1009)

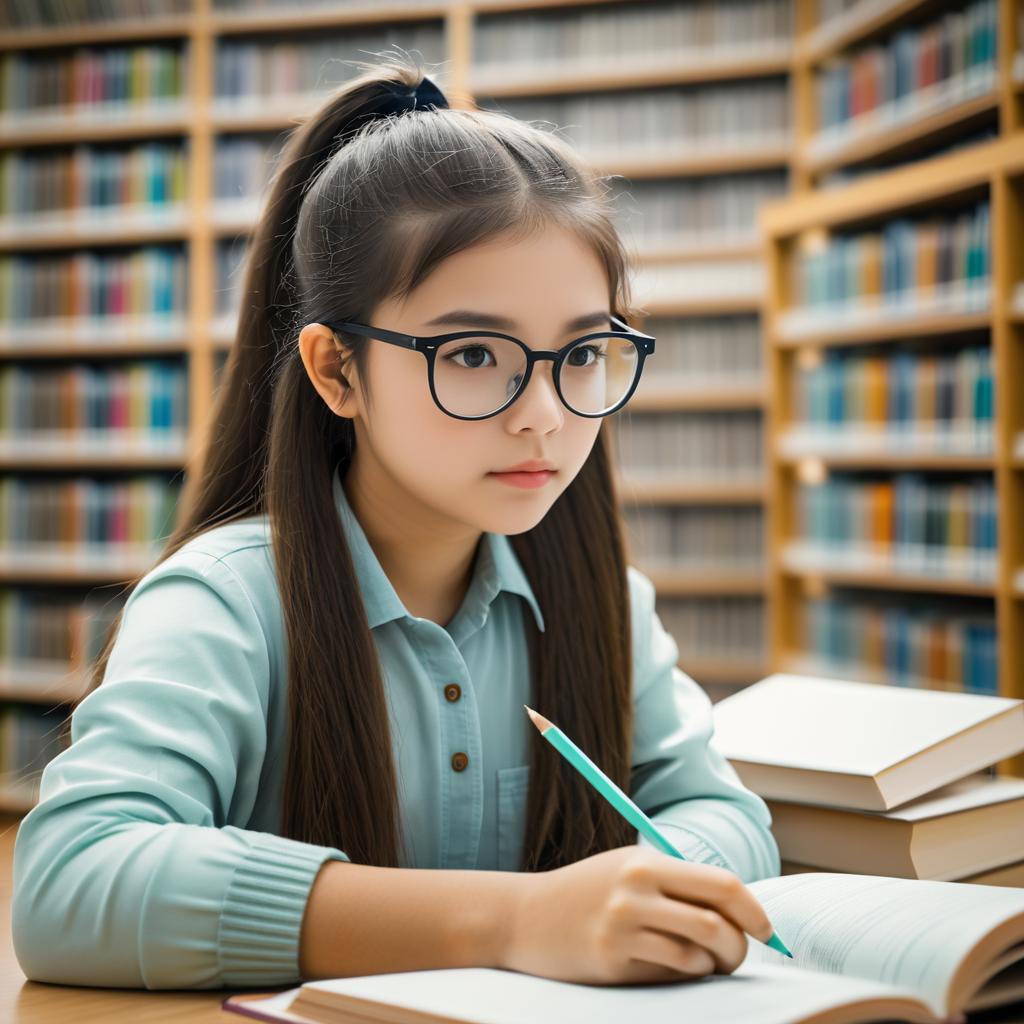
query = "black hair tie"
(375, 75, 450, 118)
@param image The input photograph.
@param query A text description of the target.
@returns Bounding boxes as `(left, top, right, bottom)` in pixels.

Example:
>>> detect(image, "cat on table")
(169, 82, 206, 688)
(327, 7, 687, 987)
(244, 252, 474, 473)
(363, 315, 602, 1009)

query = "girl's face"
(301, 222, 610, 536)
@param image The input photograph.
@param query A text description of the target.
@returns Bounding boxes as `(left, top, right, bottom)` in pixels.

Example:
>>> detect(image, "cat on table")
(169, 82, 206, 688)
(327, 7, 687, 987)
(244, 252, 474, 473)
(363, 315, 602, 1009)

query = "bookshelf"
(0, 0, 799, 807)
(762, 0, 1023, 778)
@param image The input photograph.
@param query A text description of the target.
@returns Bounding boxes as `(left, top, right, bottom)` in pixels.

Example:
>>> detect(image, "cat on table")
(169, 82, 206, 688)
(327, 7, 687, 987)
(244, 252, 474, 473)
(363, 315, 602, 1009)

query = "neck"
(341, 458, 483, 628)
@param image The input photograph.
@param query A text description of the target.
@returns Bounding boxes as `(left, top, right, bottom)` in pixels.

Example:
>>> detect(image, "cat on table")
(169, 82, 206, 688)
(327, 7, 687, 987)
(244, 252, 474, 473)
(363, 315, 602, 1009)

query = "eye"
(566, 344, 607, 368)
(444, 344, 496, 369)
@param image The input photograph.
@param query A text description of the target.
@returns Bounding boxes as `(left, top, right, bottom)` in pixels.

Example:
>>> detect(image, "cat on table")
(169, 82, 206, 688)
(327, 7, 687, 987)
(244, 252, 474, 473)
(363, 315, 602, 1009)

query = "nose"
(505, 358, 564, 428)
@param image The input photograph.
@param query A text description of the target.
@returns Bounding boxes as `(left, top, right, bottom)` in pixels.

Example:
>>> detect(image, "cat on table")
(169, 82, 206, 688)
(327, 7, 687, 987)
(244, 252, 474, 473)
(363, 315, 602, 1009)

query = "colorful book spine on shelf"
(615, 410, 763, 478)
(0, 588, 123, 671)
(793, 474, 997, 580)
(799, 596, 998, 695)
(0, 144, 188, 223)
(0, 46, 188, 119)
(470, 0, 792, 72)
(0, 362, 188, 440)
(787, 346, 993, 453)
(623, 505, 764, 569)
(658, 596, 765, 666)
(813, 0, 997, 149)
(784, 200, 990, 335)
(0, 246, 188, 328)
(0, 475, 180, 549)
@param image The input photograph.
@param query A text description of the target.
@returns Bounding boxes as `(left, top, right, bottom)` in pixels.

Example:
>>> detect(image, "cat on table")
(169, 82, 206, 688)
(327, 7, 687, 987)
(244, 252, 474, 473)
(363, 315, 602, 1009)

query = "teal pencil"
(523, 704, 793, 959)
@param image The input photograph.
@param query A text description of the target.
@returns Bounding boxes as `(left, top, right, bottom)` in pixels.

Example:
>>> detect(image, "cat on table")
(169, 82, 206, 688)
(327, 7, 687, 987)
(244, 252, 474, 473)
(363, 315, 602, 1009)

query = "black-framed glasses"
(319, 313, 656, 420)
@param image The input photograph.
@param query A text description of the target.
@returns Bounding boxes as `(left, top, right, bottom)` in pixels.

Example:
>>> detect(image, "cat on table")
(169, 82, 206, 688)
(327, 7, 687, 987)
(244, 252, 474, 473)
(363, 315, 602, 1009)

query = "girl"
(11, 52, 779, 993)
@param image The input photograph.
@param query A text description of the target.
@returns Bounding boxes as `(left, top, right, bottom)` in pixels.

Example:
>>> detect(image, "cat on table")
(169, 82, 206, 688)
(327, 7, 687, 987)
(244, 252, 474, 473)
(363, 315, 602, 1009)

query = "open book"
(222, 872, 1024, 1024)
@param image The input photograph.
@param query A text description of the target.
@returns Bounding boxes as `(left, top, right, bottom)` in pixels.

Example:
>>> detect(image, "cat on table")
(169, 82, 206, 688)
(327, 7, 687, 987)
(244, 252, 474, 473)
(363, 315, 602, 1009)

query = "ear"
(298, 322, 361, 420)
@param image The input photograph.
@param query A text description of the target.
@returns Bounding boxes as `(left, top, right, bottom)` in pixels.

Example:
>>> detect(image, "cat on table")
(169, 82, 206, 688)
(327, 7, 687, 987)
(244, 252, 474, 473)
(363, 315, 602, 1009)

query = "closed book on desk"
(767, 771, 1024, 879)
(222, 874, 1024, 1024)
(710, 673, 1024, 811)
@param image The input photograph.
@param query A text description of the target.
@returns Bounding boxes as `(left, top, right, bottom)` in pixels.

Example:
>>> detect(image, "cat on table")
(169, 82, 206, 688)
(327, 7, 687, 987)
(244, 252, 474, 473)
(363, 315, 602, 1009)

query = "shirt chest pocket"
(496, 764, 531, 872)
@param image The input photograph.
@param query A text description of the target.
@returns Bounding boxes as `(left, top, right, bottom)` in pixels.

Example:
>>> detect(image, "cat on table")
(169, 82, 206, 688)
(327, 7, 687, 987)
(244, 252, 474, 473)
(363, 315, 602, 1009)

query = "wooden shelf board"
(641, 295, 763, 317)
(617, 476, 766, 505)
(643, 567, 766, 595)
(0, 114, 192, 148)
(801, 90, 1000, 178)
(472, 50, 790, 98)
(761, 135, 1017, 237)
(777, 450, 995, 471)
(629, 383, 765, 412)
(675, 656, 767, 685)
(773, 310, 990, 348)
(781, 563, 996, 597)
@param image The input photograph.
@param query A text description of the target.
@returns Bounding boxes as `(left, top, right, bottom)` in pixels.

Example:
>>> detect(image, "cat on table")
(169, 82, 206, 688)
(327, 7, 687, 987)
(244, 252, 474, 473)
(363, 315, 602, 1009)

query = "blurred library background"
(0, 0, 1021, 812)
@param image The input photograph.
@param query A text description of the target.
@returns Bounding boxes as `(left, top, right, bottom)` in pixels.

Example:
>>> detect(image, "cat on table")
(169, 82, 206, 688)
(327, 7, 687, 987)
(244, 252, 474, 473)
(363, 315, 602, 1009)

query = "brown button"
(444, 683, 461, 702)
(451, 752, 469, 772)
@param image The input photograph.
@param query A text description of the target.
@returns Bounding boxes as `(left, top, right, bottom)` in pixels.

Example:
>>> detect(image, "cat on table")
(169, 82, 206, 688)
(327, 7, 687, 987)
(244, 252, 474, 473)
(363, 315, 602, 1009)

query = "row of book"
(0, 144, 189, 223)
(789, 346, 994, 449)
(0, 362, 188, 438)
(490, 84, 790, 156)
(1, 0, 191, 30)
(608, 172, 788, 250)
(0, 587, 123, 677)
(797, 595, 998, 696)
(615, 410, 763, 477)
(0, 45, 188, 120)
(794, 475, 998, 577)
(0, 247, 188, 329)
(214, 30, 447, 108)
(0, 704, 69, 803)
(214, 136, 283, 207)
(633, 314, 762, 382)
(0, 475, 180, 549)
(471, 0, 792, 70)
(658, 595, 764, 665)
(784, 200, 990, 335)
(813, 0, 998, 149)
(623, 504, 763, 568)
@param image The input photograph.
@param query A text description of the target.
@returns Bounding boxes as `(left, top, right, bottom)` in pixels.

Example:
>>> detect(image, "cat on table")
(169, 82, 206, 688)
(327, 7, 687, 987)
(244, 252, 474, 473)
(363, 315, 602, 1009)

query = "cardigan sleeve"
(10, 550, 350, 990)
(626, 566, 781, 884)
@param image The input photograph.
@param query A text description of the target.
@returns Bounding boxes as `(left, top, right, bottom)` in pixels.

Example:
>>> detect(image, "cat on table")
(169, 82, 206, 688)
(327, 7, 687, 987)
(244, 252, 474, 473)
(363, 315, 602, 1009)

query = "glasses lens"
(434, 335, 528, 417)
(559, 335, 639, 415)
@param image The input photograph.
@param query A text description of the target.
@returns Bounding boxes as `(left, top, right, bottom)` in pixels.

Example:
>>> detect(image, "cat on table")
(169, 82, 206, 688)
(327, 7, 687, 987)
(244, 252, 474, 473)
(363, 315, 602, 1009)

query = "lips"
(492, 460, 556, 473)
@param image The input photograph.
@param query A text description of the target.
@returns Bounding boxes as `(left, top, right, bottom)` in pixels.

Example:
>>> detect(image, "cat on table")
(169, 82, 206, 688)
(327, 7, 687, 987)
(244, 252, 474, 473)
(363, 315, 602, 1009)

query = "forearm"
(299, 859, 521, 980)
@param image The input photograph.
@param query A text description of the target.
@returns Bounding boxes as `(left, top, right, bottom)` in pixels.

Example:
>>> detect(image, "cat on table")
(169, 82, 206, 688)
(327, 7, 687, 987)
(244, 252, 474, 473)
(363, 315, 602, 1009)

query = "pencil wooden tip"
(523, 705, 552, 732)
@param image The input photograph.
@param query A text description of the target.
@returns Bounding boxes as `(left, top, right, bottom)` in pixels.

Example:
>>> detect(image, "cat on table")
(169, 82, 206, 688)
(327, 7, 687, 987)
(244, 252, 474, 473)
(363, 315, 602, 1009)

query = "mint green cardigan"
(11, 467, 779, 989)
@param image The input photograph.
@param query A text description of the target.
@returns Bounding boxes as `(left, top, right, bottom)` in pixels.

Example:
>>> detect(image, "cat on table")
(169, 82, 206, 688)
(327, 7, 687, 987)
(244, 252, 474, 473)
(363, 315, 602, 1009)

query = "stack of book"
(711, 673, 1024, 884)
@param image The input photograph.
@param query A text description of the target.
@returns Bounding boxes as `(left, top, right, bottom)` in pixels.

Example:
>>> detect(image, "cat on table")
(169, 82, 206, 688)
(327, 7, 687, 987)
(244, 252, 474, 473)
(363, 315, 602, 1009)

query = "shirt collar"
(332, 467, 546, 637)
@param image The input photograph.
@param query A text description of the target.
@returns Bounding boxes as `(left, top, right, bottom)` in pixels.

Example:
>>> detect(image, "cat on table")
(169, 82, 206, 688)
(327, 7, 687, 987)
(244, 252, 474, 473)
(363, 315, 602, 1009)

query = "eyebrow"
(422, 309, 612, 333)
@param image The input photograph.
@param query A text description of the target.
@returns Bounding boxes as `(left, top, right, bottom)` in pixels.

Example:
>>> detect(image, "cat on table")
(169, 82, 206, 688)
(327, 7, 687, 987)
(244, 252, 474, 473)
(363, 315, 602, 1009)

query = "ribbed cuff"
(638, 821, 736, 874)
(218, 830, 350, 986)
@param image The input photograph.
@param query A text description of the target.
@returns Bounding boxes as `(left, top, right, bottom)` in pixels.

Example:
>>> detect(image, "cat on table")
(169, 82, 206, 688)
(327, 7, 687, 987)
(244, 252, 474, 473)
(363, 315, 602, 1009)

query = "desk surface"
(4, 813, 1024, 1024)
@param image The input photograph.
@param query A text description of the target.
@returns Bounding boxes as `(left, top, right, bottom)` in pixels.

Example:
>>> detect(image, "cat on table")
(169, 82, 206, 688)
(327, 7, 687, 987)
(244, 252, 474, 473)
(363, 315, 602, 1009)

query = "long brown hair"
(71, 50, 642, 872)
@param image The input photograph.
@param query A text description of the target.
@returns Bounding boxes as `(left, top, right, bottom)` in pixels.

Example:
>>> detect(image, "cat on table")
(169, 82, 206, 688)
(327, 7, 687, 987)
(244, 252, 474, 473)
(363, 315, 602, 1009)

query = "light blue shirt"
(11, 465, 779, 990)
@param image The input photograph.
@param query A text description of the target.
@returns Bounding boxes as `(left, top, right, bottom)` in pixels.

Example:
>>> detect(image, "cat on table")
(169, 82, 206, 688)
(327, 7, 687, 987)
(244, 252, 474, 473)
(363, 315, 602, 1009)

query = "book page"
(743, 872, 1024, 1017)
(295, 964, 937, 1024)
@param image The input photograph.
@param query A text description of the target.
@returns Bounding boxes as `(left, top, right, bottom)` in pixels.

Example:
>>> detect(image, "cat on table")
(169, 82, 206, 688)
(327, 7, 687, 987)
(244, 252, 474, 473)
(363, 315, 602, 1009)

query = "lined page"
(744, 873, 1024, 1016)
(297, 964, 935, 1024)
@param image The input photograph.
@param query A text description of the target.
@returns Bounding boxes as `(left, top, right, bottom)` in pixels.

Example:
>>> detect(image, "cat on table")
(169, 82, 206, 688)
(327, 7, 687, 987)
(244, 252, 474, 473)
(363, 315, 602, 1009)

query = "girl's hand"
(501, 845, 774, 986)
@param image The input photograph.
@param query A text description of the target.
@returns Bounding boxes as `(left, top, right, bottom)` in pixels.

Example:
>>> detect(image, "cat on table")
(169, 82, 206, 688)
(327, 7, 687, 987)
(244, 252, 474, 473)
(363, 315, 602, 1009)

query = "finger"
(628, 929, 715, 978)
(644, 898, 748, 974)
(656, 861, 773, 945)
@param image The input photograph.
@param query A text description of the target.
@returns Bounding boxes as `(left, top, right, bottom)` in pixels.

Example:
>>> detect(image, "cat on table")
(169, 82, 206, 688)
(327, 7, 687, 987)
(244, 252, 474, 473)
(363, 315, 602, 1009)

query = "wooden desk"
(4, 812, 1024, 1024)
(0, 814, 274, 1022)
